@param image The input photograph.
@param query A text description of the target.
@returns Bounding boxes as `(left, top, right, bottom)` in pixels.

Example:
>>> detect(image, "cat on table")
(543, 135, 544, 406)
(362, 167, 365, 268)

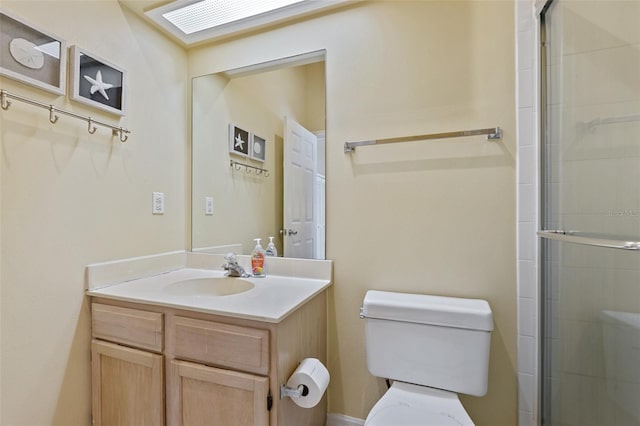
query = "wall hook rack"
(230, 159, 269, 177)
(0, 89, 131, 142)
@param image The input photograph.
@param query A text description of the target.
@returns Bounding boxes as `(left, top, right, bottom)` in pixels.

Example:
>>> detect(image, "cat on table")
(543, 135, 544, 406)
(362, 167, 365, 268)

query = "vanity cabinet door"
(169, 359, 269, 426)
(92, 340, 164, 426)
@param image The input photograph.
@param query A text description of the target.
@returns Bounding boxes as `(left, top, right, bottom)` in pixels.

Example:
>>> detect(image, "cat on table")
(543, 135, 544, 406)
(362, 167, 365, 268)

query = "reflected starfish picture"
(84, 70, 113, 100)
(235, 133, 245, 150)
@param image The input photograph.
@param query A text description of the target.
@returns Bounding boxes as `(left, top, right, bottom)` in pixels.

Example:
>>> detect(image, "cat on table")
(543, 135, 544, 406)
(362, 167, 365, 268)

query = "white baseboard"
(326, 413, 365, 426)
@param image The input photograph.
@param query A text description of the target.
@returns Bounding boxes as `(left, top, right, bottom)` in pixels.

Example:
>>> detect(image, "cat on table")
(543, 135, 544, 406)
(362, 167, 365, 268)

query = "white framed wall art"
(69, 45, 126, 116)
(0, 9, 67, 95)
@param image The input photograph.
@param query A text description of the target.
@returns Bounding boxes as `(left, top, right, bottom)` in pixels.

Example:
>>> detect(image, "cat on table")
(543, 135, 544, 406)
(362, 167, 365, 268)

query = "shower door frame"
(536, 0, 640, 424)
(538, 2, 551, 425)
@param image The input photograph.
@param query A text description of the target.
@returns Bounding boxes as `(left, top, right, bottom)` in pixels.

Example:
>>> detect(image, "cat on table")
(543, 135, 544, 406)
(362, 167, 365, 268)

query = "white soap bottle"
(266, 236, 278, 257)
(251, 238, 266, 277)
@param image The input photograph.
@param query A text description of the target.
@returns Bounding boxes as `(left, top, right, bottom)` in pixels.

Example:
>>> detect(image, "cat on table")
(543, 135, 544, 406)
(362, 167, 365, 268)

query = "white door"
(283, 117, 317, 259)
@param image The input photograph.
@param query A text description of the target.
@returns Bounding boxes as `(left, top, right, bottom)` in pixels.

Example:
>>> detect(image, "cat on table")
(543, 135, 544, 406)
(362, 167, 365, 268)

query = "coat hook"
(118, 128, 128, 143)
(87, 118, 97, 134)
(246, 166, 252, 173)
(48, 105, 59, 123)
(1, 91, 11, 110)
(265, 171, 270, 177)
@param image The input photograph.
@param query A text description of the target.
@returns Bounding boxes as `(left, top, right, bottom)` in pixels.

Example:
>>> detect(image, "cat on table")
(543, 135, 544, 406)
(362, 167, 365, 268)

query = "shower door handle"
(538, 230, 640, 250)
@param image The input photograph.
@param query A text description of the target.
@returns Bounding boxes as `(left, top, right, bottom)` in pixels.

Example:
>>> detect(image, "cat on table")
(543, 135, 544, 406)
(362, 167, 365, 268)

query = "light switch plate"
(152, 192, 165, 214)
(205, 197, 214, 215)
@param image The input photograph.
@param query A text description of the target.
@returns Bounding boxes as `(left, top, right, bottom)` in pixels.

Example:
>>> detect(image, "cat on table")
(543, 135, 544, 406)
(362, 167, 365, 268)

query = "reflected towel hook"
(87, 118, 97, 134)
(229, 159, 269, 177)
(48, 105, 59, 124)
(1, 91, 10, 110)
(111, 128, 129, 143)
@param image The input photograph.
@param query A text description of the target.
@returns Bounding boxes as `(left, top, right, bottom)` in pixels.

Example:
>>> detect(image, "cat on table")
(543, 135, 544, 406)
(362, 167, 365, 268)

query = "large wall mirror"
(191, 51, 326, 259)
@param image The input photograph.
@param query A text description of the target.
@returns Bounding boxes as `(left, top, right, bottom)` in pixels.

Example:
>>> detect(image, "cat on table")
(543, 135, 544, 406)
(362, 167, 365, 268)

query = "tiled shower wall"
(516, 1, 539, 425)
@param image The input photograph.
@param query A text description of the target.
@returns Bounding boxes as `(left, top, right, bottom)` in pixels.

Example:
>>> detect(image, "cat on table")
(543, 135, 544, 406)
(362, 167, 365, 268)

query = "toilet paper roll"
(286, 358, 330, 408)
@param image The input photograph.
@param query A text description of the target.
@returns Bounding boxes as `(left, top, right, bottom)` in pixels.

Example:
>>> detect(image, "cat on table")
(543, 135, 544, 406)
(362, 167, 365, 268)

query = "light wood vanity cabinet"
(90, 290, 327, 426)
(91, 340, 165, 426)
(169, 360, 269, 426)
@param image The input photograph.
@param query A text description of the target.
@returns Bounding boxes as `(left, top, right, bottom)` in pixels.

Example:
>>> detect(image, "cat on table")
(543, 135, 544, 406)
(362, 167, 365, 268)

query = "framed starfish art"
(69, 46, 126, 116)
(0, 9, 67, 95)
(229, 123, 250, 158)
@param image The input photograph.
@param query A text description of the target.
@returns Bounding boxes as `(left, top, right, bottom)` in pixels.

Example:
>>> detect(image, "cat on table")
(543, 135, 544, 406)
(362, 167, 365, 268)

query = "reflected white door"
(283, 117, 317, 259)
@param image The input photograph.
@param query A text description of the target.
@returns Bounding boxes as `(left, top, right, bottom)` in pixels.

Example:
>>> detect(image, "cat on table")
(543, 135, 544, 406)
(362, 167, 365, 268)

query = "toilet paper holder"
(280, 383, 309, 400)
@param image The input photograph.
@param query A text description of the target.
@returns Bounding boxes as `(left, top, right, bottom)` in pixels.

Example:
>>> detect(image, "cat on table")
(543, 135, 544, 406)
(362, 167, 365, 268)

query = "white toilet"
(361, 290, 494, 426)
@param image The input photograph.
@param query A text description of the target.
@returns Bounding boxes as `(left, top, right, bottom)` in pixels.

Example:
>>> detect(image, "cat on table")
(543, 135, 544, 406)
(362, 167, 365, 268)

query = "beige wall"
(0, 1, 187, 425)
(1, 1, 517, 425)
(190, 1, 516, 424)
(192, 62, 324, 254)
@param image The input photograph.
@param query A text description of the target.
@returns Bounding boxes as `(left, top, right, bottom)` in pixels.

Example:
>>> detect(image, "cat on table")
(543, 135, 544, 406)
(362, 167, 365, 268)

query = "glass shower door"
(540, 1, 640, 425)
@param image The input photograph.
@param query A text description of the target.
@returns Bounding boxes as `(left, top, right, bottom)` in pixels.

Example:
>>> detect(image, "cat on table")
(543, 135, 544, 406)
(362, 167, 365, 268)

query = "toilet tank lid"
(362, 290, 494, 332)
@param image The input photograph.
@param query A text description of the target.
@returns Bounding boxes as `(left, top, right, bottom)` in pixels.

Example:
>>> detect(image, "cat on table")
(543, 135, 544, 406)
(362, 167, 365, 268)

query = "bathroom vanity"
(86, 252, 331, 426)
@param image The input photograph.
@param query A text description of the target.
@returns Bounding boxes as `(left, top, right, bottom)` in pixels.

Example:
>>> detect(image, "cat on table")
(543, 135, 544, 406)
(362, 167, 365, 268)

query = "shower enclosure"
(539, 1, 640, 425)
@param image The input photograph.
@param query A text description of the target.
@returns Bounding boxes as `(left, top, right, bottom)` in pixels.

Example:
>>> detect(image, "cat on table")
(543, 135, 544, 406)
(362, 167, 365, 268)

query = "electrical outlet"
(205, 197, 214, 215)
(152, 192, 165, 214)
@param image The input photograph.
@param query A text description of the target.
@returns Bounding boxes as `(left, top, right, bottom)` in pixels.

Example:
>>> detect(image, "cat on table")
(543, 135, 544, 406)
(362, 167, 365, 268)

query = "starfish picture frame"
(0, 9, 67, 95)
(229, 123, 250, 158)
(69, 45, 126, 116)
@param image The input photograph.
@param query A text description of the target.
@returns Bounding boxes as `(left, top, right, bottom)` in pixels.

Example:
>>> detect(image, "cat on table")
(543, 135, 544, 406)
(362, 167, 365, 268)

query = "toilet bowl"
(361, 290, 494, 426)
(365, 382, 473, 426)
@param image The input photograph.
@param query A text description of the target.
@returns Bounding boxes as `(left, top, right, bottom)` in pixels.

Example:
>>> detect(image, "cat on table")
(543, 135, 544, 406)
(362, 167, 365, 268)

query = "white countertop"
(86, 267, 331, 323)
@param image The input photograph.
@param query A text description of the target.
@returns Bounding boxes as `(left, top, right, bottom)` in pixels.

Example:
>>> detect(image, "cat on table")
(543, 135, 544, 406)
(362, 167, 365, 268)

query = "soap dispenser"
(251, 238, 266, 277)
(266, 236, 278, 257)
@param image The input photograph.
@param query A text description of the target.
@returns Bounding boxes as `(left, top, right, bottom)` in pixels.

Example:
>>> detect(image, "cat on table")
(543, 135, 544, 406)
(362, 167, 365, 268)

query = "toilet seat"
(365, 381, 474, 426)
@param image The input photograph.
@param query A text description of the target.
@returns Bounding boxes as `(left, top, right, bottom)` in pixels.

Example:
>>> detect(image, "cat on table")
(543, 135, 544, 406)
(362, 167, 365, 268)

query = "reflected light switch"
(205, 197, 214, 215)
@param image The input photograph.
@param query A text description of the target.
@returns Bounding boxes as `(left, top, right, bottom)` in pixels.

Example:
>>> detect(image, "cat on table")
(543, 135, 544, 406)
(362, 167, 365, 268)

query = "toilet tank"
(362, 290, 493, 397)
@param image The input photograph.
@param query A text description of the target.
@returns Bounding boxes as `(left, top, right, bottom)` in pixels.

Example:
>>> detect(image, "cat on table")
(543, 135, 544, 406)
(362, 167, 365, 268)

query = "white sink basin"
(165, 276, 255, 296)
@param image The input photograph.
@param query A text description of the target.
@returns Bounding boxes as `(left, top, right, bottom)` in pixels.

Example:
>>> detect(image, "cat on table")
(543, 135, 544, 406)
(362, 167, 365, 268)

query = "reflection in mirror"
(192, 52, 326, 259)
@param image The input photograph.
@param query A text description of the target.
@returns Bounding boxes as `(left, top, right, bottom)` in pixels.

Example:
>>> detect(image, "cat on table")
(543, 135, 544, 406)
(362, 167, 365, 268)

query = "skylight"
(143, 0, 351, 46)
(162, 0, 305, 35)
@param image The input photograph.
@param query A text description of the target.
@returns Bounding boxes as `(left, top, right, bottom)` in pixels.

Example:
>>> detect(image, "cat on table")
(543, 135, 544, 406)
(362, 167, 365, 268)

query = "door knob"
(287, 229, 298, 236)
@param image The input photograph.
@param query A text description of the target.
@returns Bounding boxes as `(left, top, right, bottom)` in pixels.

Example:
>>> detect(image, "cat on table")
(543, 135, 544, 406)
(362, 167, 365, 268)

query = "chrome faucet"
(222, 253, 250, 277)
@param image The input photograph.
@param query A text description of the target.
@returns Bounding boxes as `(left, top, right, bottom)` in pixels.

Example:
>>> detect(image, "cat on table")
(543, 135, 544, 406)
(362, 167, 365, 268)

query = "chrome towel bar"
(0, 89, 131, 142)
(538, 230, 640, 250)
(344, 126, 502, 153)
